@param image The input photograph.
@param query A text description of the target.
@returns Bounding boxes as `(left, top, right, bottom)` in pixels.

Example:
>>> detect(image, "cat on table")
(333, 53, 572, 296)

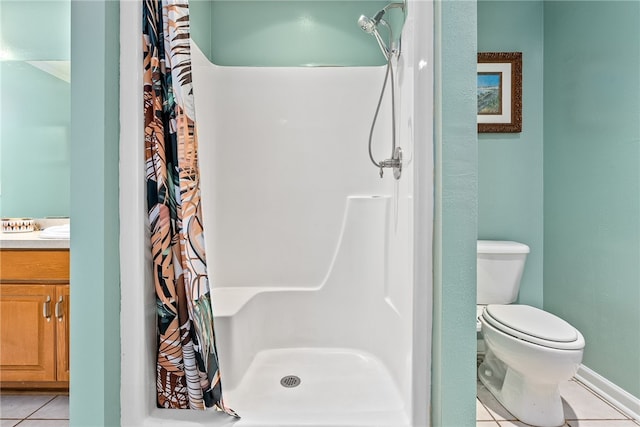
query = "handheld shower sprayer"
(359, 17, 392, 61)
(357, 15, 376, 34)
(357, 9, 385, 34)
(357, 2, 405, 60)
(358, 1, 406, 179)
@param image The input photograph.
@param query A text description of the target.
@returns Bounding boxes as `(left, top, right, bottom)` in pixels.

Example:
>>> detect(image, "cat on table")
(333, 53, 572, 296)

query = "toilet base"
(479, 349, 566, 427)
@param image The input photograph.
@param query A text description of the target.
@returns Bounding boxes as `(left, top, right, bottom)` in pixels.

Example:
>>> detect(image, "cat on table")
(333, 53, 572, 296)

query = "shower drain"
(280, 375, 301, 388)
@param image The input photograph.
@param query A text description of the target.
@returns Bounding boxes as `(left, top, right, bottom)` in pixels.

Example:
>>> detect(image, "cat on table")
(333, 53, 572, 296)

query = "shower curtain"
(142, 0, 236, 416)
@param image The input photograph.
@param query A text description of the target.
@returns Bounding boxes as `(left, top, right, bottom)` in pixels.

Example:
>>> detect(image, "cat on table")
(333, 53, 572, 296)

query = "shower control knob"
(378, 147, 403, 180)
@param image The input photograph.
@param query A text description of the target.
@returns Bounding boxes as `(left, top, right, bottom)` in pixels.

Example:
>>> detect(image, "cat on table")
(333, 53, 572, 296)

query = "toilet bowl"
(476, 240, 587, 427)
(478, 304, 585, 427)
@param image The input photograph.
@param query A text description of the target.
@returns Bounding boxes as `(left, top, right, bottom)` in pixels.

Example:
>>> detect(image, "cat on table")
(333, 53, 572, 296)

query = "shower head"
(357, 2, 404, 60)
(358, 1, 404, 33)
(358, 15, 377, 34)
(358, 16, 393, 61)
(358, 9, 386, 34)
(359, 18, 391, 61)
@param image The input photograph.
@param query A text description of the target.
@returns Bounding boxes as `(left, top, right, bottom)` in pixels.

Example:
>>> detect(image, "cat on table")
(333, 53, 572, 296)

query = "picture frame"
(477, 52, 522, 133)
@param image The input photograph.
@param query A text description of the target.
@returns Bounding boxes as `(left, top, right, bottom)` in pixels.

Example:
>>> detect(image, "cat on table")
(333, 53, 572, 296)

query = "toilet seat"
(482, 304, 585, 351)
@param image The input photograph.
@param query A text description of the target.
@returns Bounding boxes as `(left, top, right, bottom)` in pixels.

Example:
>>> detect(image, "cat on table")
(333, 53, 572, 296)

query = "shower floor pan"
(223, 347, 409, 427)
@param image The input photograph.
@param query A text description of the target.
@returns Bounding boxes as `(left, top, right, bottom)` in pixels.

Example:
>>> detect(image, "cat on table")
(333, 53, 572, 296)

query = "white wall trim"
(575, 364, 640, 422)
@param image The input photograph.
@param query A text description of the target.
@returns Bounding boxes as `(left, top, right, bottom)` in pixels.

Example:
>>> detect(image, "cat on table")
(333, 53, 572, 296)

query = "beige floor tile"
(477, 398, 495, 421)
(28, 395, 69, 419)
(15, 421, 69, 427)
(567, 421, 640, 427)
(477, 382, 517, 421)
(0, 395, 56, 419)
(0, 420, 21, 427)
(498, 421, 569, 427)
(477, 422, 500, 426)
(560, 380, 629, 420)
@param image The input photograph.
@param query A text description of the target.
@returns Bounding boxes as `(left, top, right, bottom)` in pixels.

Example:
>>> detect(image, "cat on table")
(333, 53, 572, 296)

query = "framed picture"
(477, 52, 522, 133)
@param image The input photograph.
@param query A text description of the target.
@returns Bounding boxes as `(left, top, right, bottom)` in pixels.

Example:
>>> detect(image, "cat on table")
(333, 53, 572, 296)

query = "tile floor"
(0, 394, 68, 427)
(477, 378, 640, 427)
(1, 382, 638, 427)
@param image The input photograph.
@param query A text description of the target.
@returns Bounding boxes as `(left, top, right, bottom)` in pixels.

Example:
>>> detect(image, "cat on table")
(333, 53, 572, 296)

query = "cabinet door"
(55, 285, 70, 381)
(0, 285, 56, 381)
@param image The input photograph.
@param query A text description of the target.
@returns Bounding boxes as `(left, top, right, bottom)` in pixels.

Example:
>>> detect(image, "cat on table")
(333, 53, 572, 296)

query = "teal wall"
(0, 0, 70, 60)
(477, 0, 544, 308)
(70, 1, 120, 425)
(432, 1, 478, 426)
(190, 0, 394, 66)
(0, 62, 70, 218)
(544, 1, 640, 399)
(189, 0, 213, 58)
(0, 1, 70, 218)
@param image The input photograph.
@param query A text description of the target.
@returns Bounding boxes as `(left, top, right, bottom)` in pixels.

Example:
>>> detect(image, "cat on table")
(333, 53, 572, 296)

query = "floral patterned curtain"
(142, 0, 237, 416)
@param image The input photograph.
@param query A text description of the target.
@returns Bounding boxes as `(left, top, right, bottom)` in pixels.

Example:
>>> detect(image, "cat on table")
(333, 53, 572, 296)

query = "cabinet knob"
(43, 296, 52, 321)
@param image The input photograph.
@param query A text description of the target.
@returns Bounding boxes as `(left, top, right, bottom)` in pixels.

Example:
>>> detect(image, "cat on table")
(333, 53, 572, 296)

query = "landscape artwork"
(477, 52, 522, 133)
(477, 72, 502, 115)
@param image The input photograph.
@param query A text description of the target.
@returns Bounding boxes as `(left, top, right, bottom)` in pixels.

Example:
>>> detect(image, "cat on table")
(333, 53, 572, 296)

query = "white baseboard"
(575, 364, 640, 422)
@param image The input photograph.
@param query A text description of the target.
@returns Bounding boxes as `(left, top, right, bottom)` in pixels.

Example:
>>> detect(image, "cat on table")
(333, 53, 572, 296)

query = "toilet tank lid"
(477, 240, 530, 254)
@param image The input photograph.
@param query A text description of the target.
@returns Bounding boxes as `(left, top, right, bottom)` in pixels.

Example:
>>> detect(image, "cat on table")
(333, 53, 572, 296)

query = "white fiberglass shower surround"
(120, 1, 433, 426)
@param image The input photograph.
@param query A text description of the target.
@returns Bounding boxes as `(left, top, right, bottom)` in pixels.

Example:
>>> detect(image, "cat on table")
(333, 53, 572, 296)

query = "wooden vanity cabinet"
(0, 250, 70, 389)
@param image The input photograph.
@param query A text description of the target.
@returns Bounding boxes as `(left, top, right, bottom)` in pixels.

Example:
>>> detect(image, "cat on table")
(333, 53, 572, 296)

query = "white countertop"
(0, 231, 70, 249)
(0, 218, 70, 249)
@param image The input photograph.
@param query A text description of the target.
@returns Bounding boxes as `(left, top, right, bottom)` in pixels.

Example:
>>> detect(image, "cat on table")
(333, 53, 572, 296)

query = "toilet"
(477, 240, 585, 427)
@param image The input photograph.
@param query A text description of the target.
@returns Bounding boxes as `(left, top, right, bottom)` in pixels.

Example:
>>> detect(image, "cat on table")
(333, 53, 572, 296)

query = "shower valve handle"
(378, 147, 403, 180)
(380, 158, 401, 168)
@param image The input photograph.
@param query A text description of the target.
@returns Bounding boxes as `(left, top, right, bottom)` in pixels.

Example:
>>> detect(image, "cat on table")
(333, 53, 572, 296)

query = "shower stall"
(120, 1, 433, 426)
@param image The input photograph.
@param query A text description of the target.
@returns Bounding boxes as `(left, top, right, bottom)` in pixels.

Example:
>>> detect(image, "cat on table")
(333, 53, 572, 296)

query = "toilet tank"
(477, 240, 530, 305)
